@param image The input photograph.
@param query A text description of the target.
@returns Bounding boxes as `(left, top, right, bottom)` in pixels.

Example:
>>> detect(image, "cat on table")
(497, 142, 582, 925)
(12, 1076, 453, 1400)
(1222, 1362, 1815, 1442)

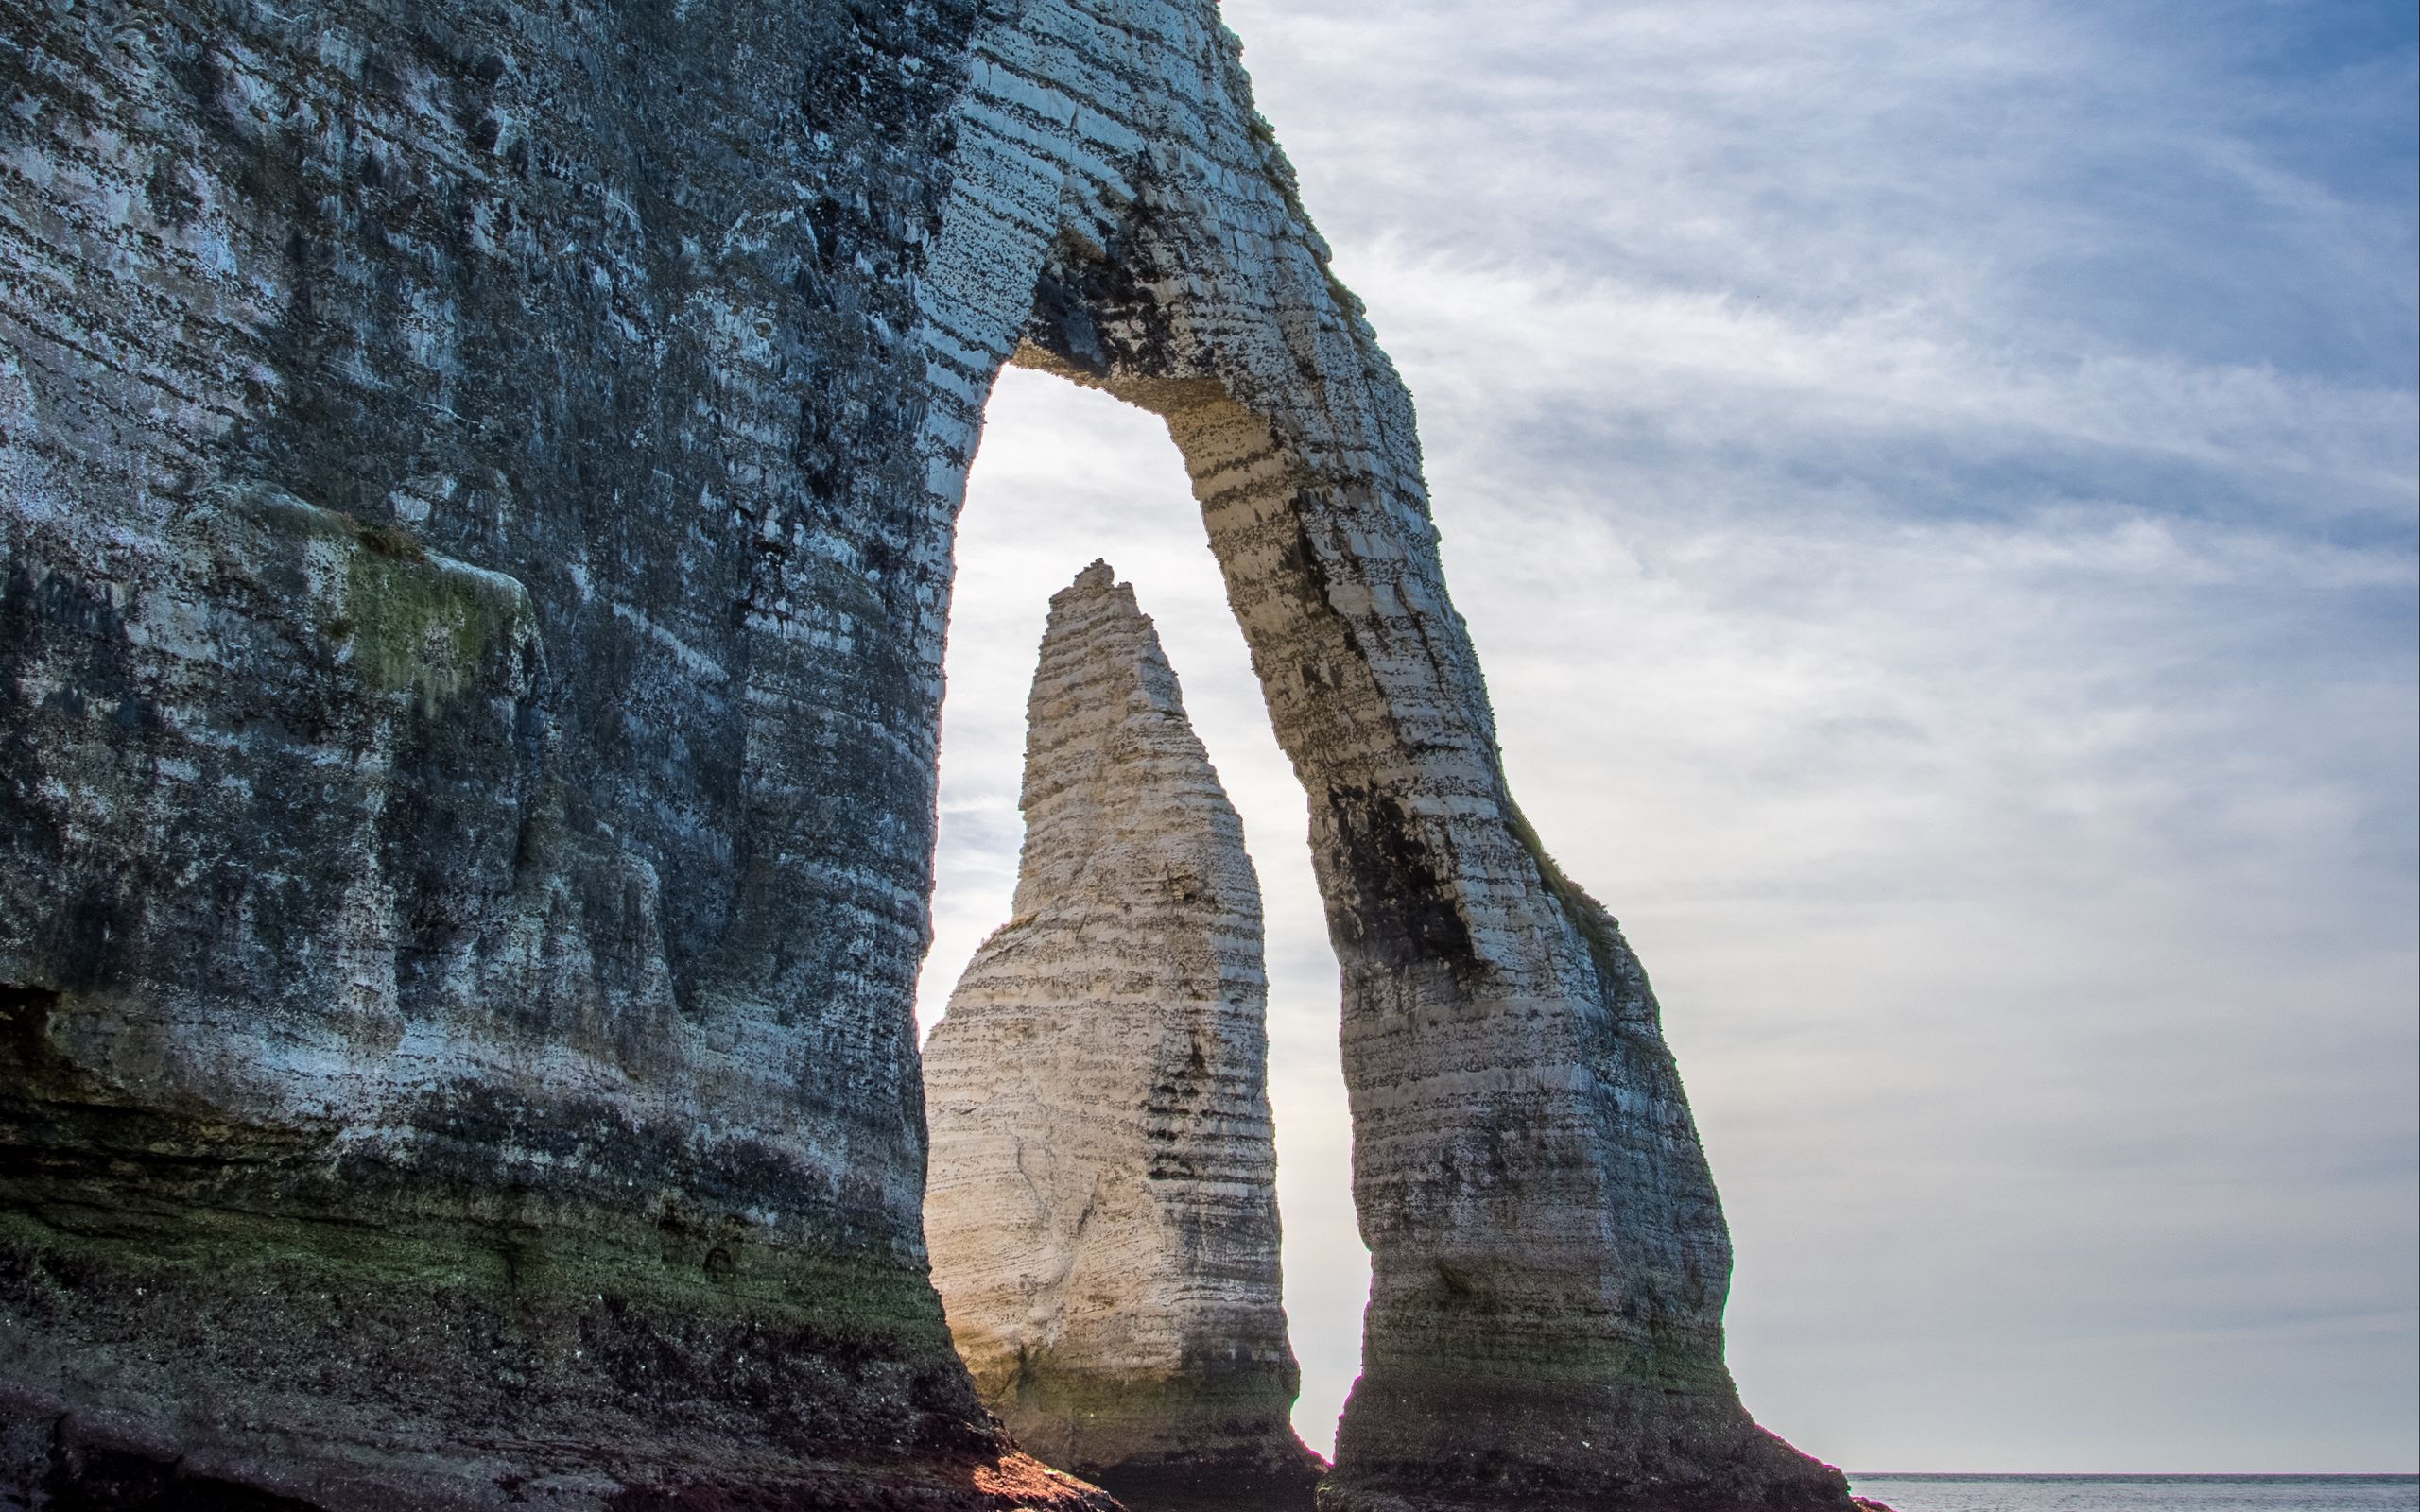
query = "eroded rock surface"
(0, 1, 1108, 1505)
(915, 9, 1860, 1508)
(925, 563, 1323, 1508)
(2, 0, 1858, 1505)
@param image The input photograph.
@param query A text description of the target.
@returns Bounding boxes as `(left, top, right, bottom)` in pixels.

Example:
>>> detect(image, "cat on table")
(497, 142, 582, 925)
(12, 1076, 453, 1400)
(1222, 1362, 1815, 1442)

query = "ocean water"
(1848, 1477, 2420, 1512)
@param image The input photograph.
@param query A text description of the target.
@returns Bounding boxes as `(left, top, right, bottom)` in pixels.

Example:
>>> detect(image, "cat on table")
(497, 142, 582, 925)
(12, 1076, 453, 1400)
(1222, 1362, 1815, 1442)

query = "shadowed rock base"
(1325, 1489, 1887, 1500)
(0, 1391, 1119, 1512)
(0, 1188, 1120, 1512)
(1318, 1371, 1865, 1511)
(1091, 1457, 1324, 1512)
(607, 1453, 1120, 1512)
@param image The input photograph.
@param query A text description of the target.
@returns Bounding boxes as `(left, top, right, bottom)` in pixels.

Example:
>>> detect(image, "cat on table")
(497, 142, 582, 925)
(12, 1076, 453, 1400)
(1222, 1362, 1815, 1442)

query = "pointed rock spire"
(922, 563, 1325, 1507)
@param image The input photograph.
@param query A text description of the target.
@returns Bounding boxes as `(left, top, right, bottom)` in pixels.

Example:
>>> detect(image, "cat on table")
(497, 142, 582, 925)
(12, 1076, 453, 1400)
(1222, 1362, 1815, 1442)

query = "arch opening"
(895, 5, 1860, 1503)
(916, 363, 1366, 1461)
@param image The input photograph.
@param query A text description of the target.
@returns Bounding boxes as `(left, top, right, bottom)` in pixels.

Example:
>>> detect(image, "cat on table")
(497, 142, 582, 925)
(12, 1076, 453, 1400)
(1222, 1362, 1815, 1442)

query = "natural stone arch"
(913, 3, 1857, 1505)
(0, 0, 1862, 1502)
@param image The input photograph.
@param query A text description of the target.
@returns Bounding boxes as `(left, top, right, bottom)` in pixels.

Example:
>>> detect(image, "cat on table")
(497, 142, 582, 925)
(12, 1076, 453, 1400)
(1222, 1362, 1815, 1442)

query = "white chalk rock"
(924, 561, 1324, 1504)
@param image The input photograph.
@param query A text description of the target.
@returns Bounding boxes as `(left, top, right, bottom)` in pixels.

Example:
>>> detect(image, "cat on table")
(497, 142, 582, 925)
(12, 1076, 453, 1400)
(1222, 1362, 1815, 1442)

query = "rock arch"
(915, 4, 1855, 1506)
(0, 0, 1858, 1504)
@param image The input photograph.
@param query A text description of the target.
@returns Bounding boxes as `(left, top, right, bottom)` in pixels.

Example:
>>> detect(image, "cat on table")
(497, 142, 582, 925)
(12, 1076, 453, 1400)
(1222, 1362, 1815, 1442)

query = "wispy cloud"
(926, 0, 2416, 1472)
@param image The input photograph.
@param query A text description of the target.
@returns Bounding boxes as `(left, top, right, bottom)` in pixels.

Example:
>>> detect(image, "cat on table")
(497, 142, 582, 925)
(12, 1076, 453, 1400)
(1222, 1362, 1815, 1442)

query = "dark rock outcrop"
(0, 0, 1860, 1506)
(923, 563, 1324, 1508)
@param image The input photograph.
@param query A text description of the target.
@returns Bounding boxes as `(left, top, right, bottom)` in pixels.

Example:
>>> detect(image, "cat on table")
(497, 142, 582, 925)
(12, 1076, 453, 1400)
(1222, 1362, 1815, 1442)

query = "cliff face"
(924, 563, 1323, 1508)
(0, 1, 1106, 1506)
(2, 0, 1855, 1507)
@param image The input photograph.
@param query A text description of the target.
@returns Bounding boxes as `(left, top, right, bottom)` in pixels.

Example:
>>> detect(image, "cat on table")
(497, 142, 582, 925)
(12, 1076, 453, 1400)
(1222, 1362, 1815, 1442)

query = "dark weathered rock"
(0, 0, 1859, 1506)
(0, 1, 1113, 1505)
(923, 563, 1324, 1508)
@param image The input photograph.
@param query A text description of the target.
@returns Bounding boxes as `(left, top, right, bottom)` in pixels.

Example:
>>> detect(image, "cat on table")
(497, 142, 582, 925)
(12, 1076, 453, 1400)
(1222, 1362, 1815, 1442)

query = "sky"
(917, 0, 2420, 1475)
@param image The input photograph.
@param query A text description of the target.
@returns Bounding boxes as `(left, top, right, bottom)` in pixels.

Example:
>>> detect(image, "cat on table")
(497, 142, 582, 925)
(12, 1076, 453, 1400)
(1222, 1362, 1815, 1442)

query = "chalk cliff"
(1, 0, 1859, 1506)
(924, 563, 1323, 1508)
(0, 2, 1107, 1506)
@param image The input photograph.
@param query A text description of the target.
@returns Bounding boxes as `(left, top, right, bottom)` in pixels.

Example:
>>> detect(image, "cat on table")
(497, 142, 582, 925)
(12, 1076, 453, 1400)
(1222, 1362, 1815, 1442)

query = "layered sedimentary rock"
(915, 12, 1861, 1510)
(2, 0, 1858, 1506)
(924, 563, 1323, 1509)
(0, 3, 1105, 1506)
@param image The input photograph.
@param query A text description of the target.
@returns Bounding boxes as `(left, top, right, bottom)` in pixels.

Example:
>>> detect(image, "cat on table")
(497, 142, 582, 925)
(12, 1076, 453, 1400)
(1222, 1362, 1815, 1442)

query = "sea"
(1846, 1477, 2420, 1512)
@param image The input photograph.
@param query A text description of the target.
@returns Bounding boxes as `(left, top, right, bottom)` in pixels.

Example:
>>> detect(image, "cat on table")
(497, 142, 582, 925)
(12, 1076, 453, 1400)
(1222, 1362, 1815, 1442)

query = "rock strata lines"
(0, 1, 1105, 1504)
(2, 0, 1866, 1504)
(911, 4, 1864, 1505)
(925, 561, 1324, 1509)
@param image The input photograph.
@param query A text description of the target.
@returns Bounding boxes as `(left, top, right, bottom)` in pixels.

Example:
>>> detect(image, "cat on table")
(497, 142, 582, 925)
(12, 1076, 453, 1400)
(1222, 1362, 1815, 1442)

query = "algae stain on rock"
(219, 484, 534, 710)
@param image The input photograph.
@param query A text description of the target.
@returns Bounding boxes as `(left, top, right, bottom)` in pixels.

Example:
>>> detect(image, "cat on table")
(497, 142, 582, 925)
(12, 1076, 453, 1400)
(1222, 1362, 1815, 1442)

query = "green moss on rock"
(227, 488, 527, 706)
